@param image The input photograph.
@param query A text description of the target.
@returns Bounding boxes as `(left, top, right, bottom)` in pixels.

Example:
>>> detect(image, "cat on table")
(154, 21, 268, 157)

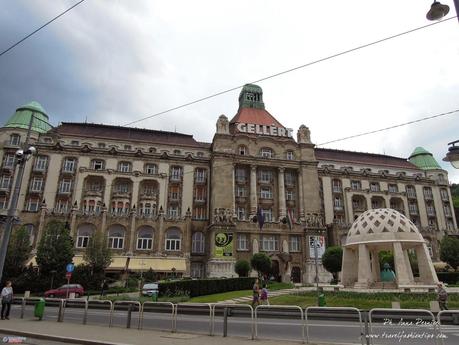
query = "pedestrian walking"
(260, 283, 269, 305)
(437, 282, 448, 310)
(251, 278, 260, 308)
(1, 281, 13, 320)
(100, 280, 108, 297)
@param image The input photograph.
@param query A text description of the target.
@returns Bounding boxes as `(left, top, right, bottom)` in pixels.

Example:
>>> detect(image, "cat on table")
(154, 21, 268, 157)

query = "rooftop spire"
(238, 84, 265, 110)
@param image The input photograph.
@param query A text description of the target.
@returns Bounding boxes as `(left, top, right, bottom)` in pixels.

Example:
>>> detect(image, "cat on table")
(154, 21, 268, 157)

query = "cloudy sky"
(1, 0, 459, 182)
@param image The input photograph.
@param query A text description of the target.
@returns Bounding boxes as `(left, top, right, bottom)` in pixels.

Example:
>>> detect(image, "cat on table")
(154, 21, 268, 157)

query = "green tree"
(235, 259, 251, 277)
(250, 253, 271, 278)
(4, 226, 31, 280)
(36, 220, 74, 280)
(83, 230, 112, 274)
(322, 246, 343, 282)
(143, 268, 157, 283)
(440, 236, 459, 270)
(379, 251, 394, 270)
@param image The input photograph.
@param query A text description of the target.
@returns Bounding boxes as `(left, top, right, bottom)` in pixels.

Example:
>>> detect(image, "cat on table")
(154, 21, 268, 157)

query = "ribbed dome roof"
(346, 208, 424, 246)
(4, 101, 52, 133)
(408, 146, 441, 170)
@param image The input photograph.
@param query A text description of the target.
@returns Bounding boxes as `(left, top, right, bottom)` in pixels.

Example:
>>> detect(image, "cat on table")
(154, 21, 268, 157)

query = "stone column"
(129, 208, 137, 254)
(403, 250, 415, 283)
(341, 247, 358, 287)
(415, 243, 438, 284)
(70, 205, 78, 238)
(157, 209, 165, 254)
(100, 204, 107, 234)
(35, 203, 48, 248)
(297, 170, 305, 219)
(371, 250, 381, 282)
(355, 244, 372, 288)
(103, 175, 114, 208)
(393, 242, 410, 286)
(184, 209, 192, 277)
(278, 168, 286, 220)
(231, 164, 236, 217)
(250, 165, 257, 216)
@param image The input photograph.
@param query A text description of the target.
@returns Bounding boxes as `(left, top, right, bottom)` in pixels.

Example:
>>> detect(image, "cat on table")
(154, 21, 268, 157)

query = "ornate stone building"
(0, 85, 457, 283)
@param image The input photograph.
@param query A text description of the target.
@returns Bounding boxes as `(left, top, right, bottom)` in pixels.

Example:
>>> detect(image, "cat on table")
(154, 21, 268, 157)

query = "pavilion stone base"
(207, 258, 237, 278)
(303, 260, 333, 284)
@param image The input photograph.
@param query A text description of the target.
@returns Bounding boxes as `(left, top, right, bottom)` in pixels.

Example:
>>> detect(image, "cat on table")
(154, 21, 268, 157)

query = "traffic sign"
(66, 263, 74, 273)
(66, 272, 72, 280)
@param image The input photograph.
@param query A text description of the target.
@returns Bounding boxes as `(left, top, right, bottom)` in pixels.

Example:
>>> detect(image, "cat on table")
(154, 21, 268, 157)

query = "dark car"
(44, 284, 85, 298)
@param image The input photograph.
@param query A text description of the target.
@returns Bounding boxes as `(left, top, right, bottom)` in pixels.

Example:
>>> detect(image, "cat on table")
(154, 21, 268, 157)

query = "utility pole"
(0, 114, 35, 283)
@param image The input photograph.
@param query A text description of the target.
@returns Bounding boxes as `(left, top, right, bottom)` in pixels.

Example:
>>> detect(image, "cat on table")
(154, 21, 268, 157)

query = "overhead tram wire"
(123, 16, 458, 127)
(316, 108, 459, 146)
(21, 106, 459, 202)
(0, 0, 86, 58)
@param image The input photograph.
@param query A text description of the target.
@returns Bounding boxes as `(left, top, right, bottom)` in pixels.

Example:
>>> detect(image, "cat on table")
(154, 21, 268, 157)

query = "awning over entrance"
(128, 257, 186, 272)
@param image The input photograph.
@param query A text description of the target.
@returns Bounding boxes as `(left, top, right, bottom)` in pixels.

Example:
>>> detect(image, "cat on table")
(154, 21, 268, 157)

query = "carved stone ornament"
(216, 115, 230, 135)
(304, 212, 325, 228)
(297, 125, 311, 144)
(213, 207, 234, 224)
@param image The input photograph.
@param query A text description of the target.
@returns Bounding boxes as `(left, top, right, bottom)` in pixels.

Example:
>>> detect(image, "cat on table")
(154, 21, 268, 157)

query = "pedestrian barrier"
(305, 307, 363, 345)
(212, 303, 254, 340)
(174, 303, 213, 335)
(86, 300, 113, 327)
(140, 302, 175, 332)
(11, 297, 25, 319)
(110, 301, 141, 329)
(62, 299, 88, 324)
(368, 308, 437, 345)
(437, 310, 459, 345)
(255, 305, 304, 343)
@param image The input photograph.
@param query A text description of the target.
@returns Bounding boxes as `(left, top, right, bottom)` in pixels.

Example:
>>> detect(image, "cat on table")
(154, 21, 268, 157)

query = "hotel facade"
(0, 84, 457, 283)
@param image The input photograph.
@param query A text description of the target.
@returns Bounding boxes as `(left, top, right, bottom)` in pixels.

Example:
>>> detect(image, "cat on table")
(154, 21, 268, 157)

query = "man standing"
(251, 279, 260, 308)
(437, 282, 448, 311)
(1, 281, 13, 320)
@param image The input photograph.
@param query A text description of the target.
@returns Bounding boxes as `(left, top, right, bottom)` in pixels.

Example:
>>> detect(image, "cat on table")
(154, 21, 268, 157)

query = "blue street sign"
(66, 263, 74, 273)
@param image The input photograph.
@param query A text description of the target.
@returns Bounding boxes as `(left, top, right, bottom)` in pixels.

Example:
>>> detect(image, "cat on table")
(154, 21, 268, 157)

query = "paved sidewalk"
(0, 318, 322, 345)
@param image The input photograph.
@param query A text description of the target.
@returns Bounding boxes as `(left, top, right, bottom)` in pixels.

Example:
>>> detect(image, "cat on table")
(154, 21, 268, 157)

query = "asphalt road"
(8, 304, 459, 345)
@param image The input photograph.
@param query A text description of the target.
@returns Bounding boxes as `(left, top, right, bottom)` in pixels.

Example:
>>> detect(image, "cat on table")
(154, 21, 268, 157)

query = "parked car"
(142, 283, 159, 297)
(44, 284, 85, 298)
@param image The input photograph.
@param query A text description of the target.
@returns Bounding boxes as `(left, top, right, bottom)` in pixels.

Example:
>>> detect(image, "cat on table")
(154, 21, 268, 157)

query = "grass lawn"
(266, 291, 459, 310)
(189, 282, 294, 303)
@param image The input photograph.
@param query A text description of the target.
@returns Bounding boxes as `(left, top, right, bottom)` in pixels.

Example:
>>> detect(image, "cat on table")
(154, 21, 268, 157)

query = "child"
(260, 283, 269, 305)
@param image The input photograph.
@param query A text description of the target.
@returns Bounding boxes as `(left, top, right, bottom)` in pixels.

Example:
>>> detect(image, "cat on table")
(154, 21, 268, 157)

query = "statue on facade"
(297, 125, 311, 144)
(216, 115, 229, 134)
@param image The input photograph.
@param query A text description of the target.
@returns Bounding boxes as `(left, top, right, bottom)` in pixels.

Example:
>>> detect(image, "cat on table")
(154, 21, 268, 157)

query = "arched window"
(108, 225, 125, 249)
(286, 151, 294, 160)
(76, 224, 95, 248)
(137, 226, 153, 250)
(192, 232, 205, 254)
(260, 147, 273, 158)
(165, 228, 181, 251)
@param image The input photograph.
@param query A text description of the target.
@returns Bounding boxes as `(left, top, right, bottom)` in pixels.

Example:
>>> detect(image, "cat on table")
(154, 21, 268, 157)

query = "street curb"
(0, 327, 130, 345)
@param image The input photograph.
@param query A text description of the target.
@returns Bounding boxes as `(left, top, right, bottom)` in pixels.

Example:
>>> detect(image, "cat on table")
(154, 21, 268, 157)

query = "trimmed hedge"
(159, 277, 255, 297)
(437, 272, 459, 285)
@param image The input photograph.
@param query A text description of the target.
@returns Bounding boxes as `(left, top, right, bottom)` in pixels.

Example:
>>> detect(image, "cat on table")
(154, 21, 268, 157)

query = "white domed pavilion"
(341, 208, 438, 289)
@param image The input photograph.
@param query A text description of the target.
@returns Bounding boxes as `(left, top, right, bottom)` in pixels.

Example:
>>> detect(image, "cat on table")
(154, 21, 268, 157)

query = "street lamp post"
(443, 140, 459, 169)
(313, 236, 321, 306)
(0, 115, 37, 283)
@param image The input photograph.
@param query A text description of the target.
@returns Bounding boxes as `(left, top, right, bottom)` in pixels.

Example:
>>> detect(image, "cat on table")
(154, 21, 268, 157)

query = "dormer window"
(238, 145, 247, 156)
(118, 161, 132, 173)
(70, 140, 79, 146)
(286, 151, 294, 160)
(9, 134, 21, 146)
(260, 147, 273, 158)
(173, 149, 181, 155)
(197, 152, 204, 157)
(98, 143, 106, 148)
(124, 145, 132, 151)
(149, 147, 156, 153)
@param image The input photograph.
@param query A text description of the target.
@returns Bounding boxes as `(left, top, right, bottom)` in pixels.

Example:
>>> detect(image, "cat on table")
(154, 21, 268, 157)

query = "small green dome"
(4, 101, 52, 133)
(409, 147, 442, 170)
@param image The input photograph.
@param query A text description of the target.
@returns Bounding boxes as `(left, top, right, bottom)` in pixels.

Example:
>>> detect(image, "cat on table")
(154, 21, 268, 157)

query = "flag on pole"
(257, 207, 265, 230)
(287, 209, 294, 230)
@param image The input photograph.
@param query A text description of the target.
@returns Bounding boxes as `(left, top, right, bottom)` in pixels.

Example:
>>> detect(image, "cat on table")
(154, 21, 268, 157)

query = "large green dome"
(4, 101, 52, 133)
(408, 147, 442, 170)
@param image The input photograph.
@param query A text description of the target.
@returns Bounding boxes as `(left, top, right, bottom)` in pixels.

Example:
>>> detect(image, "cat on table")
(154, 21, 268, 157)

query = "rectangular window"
(0, 176, 11, 189)
(168, 206, 179, 218)
(63, 158, 76, 173)
(169, 186, 180, 200)
(195, 169, 206, 183)
(334, 197, 343, 208)
(406, 186, 416, 198)
(286, 151, 294, 160)
(289, 236, 301, 252)
(284, 172, 295, 186)
(3, 155, 15, 168)
(440, 189, 449, 200)
(116, 183, 129, 193)
(119, 162, 131, 172)
(98, 143, 106, 148)
(194, 186, 206, 201)
(237, 207, 246, 220)
(332, 180, 342, 192)
(109, 237, 124, 249)
(259, 170, 272, 183)
(388, 184, 398, 193)
(55, 200, 69, 213)
(145, 164, 157, 175)
(260, 187, 273, 199)
(351, 180, 361, 190)
(77, 236, 90, 248)
(237, 233, 249, 251)
(34, 156, 48, 171)
(165, 238, 181, 251)
(260, 148, 273, 158)
(9, 134, 21, 146)
(286, 190, 295, 201)
(262, 208, 273, 222)
(0, 197, 7, 209)
(137, 238, 152, 250)
(59, 179, 72, 194)
(261, 235, 278, 251)
(91, 160, 104, 170)
(236, 186, 246, 197)
(26, 198, 39, 212)
(370, 182, 380, 192)
(171, 167, 182, 181)
(408, 203, 418, 214)
(235, 168, 247, 183)
(193, 207, 206, 220)
(70, 140, 79, 146)
(424, 187, 433, 199)
(426, 205, 435, 216)
(124, 145, 132, 151)
(30, 177, 43, 192)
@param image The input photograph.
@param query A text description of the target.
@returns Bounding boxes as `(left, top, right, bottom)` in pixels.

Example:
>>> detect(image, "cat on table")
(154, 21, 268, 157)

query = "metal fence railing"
(140, 302, 175, 332)
(212, 303, 254, 340)
(174, 303, 213, 335)
(86, 300, 113, 327)
(255, 305, 304, 343)
(110, 301, 141, 329)
(437, 310, 459, 345)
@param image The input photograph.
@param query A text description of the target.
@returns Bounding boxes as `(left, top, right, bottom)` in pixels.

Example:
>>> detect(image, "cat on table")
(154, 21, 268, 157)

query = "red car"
(44, 284, 85, 298)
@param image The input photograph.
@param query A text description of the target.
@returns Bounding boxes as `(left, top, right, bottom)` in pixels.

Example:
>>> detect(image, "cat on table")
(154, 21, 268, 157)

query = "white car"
(142, 283, 159, 296)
